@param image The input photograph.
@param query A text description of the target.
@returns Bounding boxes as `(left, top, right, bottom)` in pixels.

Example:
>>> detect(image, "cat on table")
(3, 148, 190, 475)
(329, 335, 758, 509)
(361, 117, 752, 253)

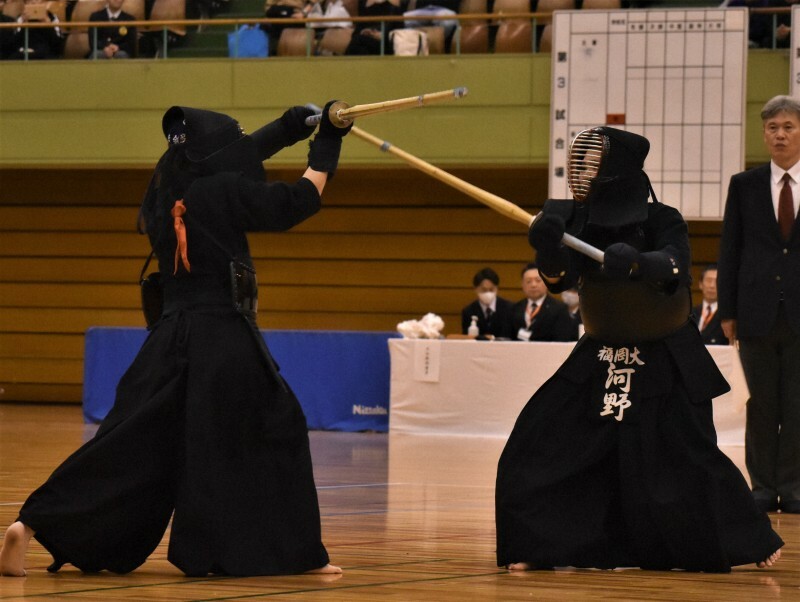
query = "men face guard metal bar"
(568, 129, 607, 202)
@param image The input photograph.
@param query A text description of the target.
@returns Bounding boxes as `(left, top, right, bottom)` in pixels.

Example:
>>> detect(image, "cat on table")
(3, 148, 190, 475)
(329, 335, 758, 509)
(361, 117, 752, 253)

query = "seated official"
(345, 0, 407, 55)
(508, 263, 577, 342)
(690, 263, 728, 345)
(461, 267, 514, 339)
(88, 0, 137, 59)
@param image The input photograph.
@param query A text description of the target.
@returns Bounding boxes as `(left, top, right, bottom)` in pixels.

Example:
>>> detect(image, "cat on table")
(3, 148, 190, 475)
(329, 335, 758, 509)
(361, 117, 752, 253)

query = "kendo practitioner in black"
(495, 127, 783, 572)
(0, 101, 351, 577)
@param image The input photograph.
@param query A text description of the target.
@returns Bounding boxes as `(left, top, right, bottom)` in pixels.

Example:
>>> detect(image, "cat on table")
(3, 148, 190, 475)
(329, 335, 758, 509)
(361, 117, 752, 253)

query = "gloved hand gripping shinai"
(527, 213, 570, 279)
(307, 100, 353, 175)
(603, 242, 679, 282)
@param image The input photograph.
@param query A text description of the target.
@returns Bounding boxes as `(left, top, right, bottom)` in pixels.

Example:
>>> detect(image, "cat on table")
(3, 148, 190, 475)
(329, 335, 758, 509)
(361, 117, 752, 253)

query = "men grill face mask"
(568, 128, 607, 202)
(566, 126, 653, 229)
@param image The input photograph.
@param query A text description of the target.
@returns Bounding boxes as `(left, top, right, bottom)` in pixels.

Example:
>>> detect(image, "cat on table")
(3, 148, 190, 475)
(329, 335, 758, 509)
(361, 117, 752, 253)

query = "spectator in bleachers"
(190, 0, 225, 19)
(88, 0, 137, 59)
(262, 0, 309, 55)
(7, 0, 63, 60)
(0, 1, 17, 59)
(306, 0, 352, 49)
(724, 0, 796, 49)
(345, 0, 407, 54)
(306, 0, 352, 29)
(403, 0, 458, 49)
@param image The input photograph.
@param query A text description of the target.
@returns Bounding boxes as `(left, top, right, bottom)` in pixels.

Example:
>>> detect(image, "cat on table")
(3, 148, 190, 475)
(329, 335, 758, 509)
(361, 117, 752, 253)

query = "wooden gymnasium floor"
(0, 404, 798, 601)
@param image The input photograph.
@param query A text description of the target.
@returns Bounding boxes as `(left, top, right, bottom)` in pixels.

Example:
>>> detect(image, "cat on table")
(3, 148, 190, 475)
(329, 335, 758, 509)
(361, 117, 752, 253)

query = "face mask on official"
(478, 290, 496, 306)
(567, 127, 652, 228)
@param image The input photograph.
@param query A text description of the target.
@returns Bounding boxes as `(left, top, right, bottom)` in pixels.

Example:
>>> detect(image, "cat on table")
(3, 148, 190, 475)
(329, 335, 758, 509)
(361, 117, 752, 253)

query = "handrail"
(0, 11, 545, 59)
(0, 12, 539, 30)
(0, 6, 793, 58)
(0, 5, 793, 30)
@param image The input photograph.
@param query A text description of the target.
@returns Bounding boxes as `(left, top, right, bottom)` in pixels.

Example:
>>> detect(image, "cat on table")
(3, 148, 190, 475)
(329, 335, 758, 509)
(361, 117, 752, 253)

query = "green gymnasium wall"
(0, 51, 791, 167)
(0, 55, 550, 167)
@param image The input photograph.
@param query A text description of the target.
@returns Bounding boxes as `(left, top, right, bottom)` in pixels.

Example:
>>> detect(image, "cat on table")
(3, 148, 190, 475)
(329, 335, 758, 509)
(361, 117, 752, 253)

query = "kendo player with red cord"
(495, 127, 783, 572)
(0, 101, 350, 577)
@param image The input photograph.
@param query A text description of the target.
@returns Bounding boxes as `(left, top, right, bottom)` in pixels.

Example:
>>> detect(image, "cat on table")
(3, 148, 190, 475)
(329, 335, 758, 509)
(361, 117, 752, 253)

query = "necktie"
(700, 304, 714, 332)
(527, 302, 540, 328)
(779, 173, 795, 241)
(485, 307, 493, 321)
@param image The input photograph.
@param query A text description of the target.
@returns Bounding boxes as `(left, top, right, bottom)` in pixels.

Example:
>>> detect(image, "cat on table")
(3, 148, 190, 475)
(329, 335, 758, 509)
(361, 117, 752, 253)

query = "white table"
(388, 339, 748, 446)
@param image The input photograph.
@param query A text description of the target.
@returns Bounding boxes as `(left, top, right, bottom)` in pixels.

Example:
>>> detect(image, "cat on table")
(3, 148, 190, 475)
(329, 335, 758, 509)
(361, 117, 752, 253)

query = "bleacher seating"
(63, 0, 108, 59)
(453, 0, 488, 54)
(582, 0, 621, 8)
(415, 24, 445, 53)
(2, 0, 733, 60)
(277, 27, 314, 56)
(147, 0, 187, 36)
(317, 26, 354, 55)
(492, 0, 533, 53)
(538, 22, 552, 52)
(2, 0, 23, 18)
(47, 0, 67, 21)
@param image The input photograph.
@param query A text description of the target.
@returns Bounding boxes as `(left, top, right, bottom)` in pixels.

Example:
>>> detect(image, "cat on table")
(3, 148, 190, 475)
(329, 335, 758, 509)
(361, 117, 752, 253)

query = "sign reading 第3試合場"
(549, 7, 748, 221)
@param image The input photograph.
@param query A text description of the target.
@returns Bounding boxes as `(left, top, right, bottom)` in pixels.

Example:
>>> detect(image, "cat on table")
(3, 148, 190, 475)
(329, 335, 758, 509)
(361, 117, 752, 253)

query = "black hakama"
(496, 324, 784, 572)
(17, 170, 331, 576)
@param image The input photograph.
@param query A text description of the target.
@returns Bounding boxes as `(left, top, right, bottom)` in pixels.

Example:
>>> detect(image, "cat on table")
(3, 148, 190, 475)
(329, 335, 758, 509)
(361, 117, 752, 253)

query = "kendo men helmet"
(567, 126, 653, 228)
(161, 106, 265, 181)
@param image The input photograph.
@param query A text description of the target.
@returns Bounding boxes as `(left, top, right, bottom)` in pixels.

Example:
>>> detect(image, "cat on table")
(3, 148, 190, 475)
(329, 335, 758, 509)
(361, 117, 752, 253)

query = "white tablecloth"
(388, 339, 748, 446)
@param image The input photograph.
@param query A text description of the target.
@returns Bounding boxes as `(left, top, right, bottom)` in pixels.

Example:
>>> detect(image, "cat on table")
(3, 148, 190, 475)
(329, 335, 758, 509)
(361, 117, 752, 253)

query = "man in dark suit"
(508, 263, 577, 342)
(718, 95, 800, 514)
(88, 0, 136, 59)
(690, 263, 728, 345)
(460, 267, 514, 339)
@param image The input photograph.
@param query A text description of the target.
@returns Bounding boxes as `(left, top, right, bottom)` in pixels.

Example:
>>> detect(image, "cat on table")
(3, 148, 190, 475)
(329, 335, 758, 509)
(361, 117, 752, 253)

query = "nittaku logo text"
(352, 405, 388, 416)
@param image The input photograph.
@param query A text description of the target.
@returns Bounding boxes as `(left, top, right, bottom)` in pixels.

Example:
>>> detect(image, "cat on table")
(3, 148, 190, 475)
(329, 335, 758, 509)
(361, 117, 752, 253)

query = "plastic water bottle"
(468, 315, 479, 337)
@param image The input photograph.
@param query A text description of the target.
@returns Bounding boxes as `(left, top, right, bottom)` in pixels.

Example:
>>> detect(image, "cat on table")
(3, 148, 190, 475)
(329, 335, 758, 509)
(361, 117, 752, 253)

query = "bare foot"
(507, 562, 531, 571)
(757, 549, 781, 569)
(306, 563, 342, 574)
(0, 522, 34, 577)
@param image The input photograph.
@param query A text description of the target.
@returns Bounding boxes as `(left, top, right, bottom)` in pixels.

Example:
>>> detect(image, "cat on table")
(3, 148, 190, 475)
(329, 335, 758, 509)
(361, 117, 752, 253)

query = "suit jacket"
(10, 12, 63, 59)
(461, 296, 514, 339)
(0, 14, 15, 59)
(507, 295, 578, 342)
(88, 9, 136, 56)
(718, 163, 800, 338)
(691, 303, 728, 345)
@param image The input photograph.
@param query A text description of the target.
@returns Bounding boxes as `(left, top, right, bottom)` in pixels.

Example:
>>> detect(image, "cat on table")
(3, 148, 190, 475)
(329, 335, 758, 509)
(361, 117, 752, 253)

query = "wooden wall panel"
(0, 166, 725, 404)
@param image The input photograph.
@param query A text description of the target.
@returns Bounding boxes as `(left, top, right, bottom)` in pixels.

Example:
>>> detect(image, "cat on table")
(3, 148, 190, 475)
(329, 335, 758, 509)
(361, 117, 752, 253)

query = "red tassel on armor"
(171, 199, 191, 274)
